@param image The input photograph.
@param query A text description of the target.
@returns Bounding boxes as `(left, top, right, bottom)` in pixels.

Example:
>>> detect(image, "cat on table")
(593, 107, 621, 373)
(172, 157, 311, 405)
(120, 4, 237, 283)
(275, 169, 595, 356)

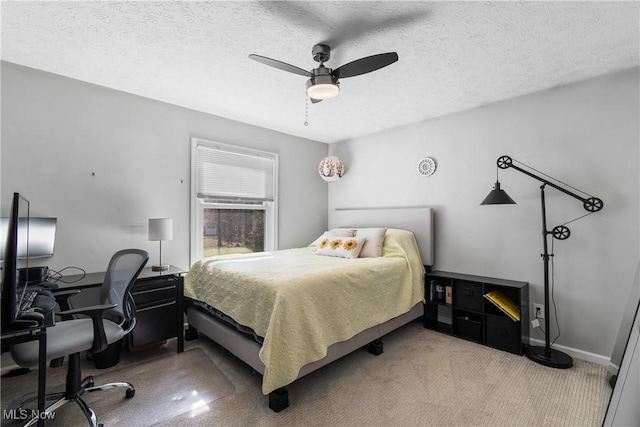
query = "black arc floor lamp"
(481, 155, 603, 368)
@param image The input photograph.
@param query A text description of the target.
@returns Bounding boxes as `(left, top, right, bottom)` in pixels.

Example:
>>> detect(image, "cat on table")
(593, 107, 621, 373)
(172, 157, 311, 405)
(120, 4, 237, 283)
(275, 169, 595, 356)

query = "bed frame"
(185, 207, 434, 411)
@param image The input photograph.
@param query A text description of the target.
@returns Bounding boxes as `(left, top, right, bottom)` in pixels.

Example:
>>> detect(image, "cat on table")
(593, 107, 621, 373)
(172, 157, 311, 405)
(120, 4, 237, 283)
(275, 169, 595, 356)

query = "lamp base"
(526, 345, 573, 369)
(151, 264, 169, 272)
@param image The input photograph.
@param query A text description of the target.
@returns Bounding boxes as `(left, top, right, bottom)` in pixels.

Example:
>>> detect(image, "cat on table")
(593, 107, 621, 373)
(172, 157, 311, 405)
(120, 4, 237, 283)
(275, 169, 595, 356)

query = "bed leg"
(184, 325, 199, 341)
(367, 338, 384, 355)
(269, 387, 289, 412)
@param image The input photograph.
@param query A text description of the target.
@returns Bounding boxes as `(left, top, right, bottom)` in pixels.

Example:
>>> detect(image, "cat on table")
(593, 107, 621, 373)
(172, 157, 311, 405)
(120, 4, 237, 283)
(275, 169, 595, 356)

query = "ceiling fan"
(249, 44, 398, 103)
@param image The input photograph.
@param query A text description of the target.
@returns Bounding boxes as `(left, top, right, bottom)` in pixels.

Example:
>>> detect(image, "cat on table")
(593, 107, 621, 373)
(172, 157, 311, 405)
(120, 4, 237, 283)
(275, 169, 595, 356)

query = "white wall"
(1, 62, 328, 273)
(329, 68, 639, 358)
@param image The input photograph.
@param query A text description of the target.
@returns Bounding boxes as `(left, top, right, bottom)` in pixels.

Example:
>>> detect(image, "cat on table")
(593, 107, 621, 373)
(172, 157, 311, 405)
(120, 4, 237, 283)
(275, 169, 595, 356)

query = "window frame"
(190, 138, 278, 265)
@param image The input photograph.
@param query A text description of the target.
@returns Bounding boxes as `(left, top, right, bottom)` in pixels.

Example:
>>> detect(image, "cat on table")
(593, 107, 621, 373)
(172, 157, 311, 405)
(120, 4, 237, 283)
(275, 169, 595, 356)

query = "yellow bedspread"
(184, 228, 425, 394)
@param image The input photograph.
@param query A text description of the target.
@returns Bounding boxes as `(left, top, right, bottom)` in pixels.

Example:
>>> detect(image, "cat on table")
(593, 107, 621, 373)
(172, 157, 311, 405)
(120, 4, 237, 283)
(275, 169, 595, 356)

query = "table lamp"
(148, 218, 173, 271)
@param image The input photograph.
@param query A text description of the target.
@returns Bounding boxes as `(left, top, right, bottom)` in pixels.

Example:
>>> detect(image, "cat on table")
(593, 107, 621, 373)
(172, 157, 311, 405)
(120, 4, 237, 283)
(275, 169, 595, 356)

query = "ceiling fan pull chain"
(304, 94, 310, 126)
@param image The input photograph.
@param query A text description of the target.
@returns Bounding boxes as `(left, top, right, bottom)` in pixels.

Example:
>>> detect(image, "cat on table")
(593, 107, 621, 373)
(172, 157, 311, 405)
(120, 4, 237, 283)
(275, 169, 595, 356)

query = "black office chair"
(9, 249, 149, 427)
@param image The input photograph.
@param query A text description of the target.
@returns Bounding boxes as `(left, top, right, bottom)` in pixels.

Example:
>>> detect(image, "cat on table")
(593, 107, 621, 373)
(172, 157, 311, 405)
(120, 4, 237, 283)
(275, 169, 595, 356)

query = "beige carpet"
(1, 322, 612, 426)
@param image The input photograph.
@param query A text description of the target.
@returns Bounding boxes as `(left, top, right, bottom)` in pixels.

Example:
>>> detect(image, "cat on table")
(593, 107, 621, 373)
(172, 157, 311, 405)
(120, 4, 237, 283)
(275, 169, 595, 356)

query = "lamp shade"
(318, 156, 344, 182)
(306, 74, 340, 100)
(148, 218, 173, 241)
(307, 83, 339, 100)
(480, 182, 516, 205)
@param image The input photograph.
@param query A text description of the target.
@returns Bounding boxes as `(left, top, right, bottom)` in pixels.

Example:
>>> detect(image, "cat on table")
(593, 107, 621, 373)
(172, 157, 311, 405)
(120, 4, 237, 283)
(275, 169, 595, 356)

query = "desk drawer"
(132, 276, 178, 292)
(130, 301, 177, 347)
(132, 285, 176, 306)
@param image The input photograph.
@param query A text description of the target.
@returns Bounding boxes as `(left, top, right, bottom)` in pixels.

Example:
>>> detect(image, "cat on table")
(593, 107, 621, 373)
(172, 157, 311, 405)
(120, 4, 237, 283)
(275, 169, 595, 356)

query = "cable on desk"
(48, 267, 87, 284)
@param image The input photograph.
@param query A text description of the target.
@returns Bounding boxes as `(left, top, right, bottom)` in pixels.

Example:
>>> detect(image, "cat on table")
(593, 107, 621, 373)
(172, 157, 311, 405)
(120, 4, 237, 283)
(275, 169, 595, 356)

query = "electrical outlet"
(533, 303, 544, 319)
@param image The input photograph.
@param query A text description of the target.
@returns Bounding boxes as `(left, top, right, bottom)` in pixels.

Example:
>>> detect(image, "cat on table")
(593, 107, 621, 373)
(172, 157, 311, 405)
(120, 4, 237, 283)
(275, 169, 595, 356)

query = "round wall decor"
(318, 156, 345, 182)
(417, 157, 437, 176)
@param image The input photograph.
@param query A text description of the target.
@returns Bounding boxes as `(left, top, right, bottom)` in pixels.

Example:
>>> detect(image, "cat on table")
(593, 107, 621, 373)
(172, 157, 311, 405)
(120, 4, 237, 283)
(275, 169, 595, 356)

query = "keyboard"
(18, 290, 39, 313)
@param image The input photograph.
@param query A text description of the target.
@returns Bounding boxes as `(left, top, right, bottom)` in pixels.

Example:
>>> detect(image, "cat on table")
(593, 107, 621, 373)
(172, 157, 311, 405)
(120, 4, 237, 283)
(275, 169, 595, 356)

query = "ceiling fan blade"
(249, 54, 311, 77)
(310, 97, 322, 104)
(333, 52, 399, 79)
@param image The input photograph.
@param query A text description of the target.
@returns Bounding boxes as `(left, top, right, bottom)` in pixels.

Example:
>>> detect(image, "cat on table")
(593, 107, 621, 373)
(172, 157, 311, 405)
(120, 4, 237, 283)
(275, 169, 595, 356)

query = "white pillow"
(327, 228, 356, 237)
(309, 229, 356, 246)
(315, 236, 367, 259)
(354, 228, 387, 258)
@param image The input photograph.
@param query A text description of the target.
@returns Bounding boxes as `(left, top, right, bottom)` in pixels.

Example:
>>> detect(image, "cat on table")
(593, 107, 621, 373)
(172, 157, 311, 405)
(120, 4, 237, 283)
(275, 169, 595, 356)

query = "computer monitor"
(0, 217, 56, 260)
(1, 193, 31, 327)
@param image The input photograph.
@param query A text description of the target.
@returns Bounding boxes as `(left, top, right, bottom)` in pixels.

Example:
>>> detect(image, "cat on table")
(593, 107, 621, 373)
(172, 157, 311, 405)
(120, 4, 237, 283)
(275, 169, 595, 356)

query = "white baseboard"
(529, 338, 611, 366)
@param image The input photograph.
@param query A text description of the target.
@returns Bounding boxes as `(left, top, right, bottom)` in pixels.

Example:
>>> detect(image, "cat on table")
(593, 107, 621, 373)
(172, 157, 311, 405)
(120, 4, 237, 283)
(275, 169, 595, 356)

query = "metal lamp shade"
(481, 182, 516, 205)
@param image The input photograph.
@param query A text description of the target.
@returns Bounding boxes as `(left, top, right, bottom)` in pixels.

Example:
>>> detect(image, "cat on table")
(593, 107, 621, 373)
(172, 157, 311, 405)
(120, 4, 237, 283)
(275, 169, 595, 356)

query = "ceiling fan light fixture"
(251, 44, 398, 103)
(306, 75, 340, 100)
(307, 84, 339, 100)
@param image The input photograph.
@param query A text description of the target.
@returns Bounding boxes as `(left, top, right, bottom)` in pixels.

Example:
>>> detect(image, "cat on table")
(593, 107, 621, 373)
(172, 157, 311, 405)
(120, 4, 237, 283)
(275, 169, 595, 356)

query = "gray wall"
(3, 60, 637, 360)
(1, 62, 328, 273)
(329, 68, 640, 359)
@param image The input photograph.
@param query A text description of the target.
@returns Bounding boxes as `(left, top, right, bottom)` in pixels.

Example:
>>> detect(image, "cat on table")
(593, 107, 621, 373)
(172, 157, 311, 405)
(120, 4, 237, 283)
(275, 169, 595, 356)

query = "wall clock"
(418, 157, 437, 176)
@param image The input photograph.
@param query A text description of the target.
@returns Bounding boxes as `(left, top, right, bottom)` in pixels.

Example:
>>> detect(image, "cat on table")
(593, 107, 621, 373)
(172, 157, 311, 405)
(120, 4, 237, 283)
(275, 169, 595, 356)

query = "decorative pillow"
(354, 228, 387, 258)
(315, 236, 367, 259)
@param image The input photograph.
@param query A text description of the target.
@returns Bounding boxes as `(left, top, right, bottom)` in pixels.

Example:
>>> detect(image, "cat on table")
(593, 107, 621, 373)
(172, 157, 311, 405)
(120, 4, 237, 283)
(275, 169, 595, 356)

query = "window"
(191, 138, 277, 263)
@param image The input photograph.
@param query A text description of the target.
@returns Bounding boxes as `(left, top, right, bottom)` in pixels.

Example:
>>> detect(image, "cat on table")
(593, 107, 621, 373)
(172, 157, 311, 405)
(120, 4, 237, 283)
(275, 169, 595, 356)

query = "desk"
(2, 322, 50, 427)
(55, 266, 185, 353)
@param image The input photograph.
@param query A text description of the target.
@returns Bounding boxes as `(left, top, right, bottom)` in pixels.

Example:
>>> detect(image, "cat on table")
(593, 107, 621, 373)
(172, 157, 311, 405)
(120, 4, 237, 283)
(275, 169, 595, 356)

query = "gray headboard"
(328, 207, 434, 267)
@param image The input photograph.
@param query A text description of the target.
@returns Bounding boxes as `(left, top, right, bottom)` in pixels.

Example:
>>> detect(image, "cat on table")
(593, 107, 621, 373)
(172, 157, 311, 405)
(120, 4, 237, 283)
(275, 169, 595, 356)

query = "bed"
(183, 207, 434, 411)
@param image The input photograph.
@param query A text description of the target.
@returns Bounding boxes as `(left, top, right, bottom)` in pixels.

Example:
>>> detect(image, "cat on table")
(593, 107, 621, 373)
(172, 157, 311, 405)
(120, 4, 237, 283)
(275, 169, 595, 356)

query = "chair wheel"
(125, 388, 135, 398)
(185, 328, 198, 341)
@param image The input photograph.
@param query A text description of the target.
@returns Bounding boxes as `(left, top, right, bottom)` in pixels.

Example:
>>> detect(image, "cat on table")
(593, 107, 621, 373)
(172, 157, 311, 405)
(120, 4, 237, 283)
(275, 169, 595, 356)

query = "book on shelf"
(483, 290, 520, 321)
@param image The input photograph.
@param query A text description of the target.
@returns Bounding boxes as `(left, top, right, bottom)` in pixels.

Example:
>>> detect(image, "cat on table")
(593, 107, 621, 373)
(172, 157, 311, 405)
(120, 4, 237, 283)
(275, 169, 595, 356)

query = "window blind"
(196, 144, 276, 201)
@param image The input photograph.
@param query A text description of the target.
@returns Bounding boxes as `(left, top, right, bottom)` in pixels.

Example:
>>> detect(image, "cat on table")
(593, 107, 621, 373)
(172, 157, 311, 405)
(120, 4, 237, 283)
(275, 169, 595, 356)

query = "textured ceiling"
(2, 1, 638, 144)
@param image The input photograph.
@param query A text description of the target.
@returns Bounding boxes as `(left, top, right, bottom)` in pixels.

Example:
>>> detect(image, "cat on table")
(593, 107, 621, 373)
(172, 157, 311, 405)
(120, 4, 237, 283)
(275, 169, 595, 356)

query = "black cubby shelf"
(424, 270, 529, 355)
